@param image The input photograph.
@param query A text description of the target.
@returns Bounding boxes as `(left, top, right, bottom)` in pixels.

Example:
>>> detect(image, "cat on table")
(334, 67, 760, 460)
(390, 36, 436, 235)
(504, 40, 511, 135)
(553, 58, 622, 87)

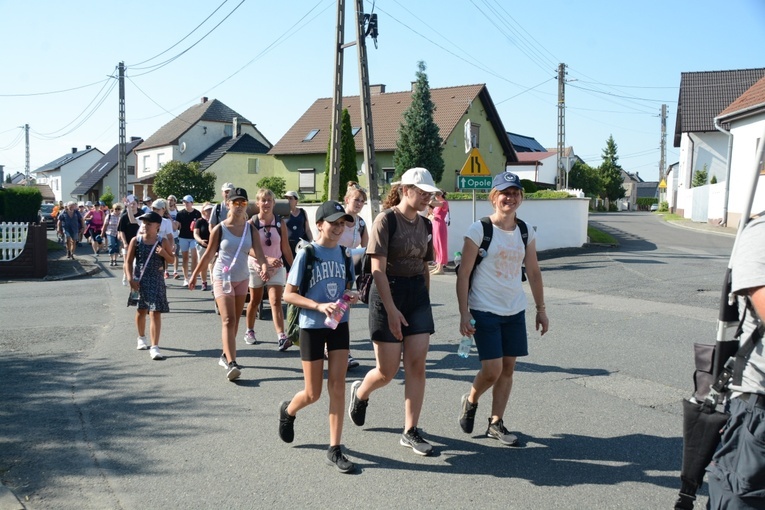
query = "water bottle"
(129, 289, 140, 301)
(324, 294, 351, 329)
(454, 251, 462, 267)
(221, 266, 232, 293)
(457, 319, 476, 359)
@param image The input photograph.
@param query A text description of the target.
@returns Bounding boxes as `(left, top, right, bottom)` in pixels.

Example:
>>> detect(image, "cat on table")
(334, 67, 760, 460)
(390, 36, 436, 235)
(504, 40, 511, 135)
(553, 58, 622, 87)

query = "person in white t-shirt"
(455, 171, 549, 448)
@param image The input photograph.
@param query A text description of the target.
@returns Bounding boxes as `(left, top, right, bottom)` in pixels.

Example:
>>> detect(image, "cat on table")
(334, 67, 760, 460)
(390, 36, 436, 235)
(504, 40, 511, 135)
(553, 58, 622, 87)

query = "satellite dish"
(179, 141, 186, 154)
(358, 162, 366, 175)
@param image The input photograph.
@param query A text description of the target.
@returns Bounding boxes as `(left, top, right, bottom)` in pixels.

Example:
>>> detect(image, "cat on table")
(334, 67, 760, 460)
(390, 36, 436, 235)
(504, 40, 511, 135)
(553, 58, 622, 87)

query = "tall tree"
(323, 108, 358, 201)
(568, 160, 603, 197)
(598, 135, 625, 202)
(692, 165, 708, 187)
(153, 161, 216, 202)
(393, 61, 444, 182)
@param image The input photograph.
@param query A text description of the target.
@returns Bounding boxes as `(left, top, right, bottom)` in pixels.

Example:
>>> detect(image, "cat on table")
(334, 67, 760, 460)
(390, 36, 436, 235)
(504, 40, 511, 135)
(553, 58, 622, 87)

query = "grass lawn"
(587, 225, 618, 245)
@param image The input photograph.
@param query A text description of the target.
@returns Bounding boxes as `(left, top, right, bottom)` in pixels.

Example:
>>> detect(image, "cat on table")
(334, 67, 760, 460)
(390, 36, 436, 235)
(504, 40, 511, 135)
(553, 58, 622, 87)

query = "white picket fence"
(0, 222, 30, 261)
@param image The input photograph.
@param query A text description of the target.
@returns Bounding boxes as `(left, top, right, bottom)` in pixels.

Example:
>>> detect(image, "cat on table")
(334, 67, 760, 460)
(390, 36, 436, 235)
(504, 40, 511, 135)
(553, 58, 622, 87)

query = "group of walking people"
(118, 167, 549, 475)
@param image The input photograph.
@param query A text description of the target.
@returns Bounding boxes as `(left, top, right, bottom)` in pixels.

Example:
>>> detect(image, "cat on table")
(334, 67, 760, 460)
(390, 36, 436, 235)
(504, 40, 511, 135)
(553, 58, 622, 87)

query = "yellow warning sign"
(460, 148, 491, 176)
(658, 179, 667, 189)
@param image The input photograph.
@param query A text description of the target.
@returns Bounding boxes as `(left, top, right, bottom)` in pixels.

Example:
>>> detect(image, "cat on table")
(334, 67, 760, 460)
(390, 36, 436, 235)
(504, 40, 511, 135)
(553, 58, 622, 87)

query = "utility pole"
(556, 63, 567, 190)
(24, 123, 30, 185)
(659, 104, 667, 206)
(118, 61, 127, 200)
(328, 0, 380, 214)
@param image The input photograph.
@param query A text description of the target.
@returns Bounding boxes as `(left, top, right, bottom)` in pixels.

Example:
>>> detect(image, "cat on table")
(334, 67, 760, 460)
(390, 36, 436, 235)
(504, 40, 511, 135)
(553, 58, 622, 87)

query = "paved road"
(0, 212, 734, 509)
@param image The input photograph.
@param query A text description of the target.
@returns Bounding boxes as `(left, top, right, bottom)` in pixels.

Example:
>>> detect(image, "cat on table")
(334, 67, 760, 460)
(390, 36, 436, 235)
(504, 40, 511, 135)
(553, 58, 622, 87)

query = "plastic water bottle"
(324, 294, 351, 329)
(457, 319, 476, 359)
(129, 289, 140, 301)
(221, 266, 232, 293)
(454, 251, 462, 267)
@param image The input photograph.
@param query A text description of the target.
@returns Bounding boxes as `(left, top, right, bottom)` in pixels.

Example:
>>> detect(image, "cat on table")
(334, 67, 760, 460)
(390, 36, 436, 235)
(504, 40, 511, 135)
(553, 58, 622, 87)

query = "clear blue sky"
(1, 0, 764, 183)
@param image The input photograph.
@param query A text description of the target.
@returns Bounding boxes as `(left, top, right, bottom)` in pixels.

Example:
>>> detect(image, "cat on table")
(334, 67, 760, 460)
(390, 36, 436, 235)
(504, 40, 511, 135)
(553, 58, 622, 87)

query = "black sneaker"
(226, 361, 242, 381)
(326, 445, 355, 473)
(486, 418, 519, 446)
(459, 393, 478, 433)
(400, 427, 433, 456)
(278, 400, 295, 443)
(348, 380, 368, 426)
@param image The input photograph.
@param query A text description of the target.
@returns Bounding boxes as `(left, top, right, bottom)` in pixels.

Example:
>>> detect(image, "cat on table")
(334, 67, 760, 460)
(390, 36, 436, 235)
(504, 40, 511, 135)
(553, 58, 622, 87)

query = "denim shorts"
(299, 322, 350, 362)
(369, 275, 434, 343)
(179, 237, 196, 253)
(470, 309, 528, 361)
(107, 235, 120, 255)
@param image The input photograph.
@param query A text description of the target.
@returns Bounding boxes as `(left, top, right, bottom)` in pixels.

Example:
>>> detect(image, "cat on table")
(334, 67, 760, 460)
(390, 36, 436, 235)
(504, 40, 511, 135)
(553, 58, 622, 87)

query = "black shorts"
(368, 274, 435, 343)
(299, 322, 350, 362)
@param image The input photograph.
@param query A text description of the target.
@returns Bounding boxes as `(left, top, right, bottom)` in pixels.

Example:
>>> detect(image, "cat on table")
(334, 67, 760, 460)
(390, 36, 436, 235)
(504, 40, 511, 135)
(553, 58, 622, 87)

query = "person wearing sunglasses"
(189, 188, 269, 381)
(347, 167, 439, 456)
(243, 188, 294, 350)
(336, 181, 370, 369)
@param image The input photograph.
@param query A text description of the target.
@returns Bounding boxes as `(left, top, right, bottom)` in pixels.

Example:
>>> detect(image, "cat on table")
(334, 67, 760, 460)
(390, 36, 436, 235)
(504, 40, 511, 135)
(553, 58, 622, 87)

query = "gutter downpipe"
(713, 117, 734, 226)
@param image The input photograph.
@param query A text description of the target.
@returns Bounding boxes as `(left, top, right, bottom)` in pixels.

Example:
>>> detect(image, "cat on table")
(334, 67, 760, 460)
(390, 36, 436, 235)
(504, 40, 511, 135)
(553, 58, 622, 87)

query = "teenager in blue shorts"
(278, 201, 358, 473)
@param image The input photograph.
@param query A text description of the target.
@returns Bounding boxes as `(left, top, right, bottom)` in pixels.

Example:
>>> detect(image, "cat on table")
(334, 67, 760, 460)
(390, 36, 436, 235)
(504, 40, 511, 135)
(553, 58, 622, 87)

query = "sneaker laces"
(491, 419, 510, 435)
(406, 427, 426, 444)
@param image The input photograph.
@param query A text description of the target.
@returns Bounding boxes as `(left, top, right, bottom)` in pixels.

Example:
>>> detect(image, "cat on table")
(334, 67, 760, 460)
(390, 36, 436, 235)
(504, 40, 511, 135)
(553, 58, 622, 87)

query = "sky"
(1, 0, 764, 184)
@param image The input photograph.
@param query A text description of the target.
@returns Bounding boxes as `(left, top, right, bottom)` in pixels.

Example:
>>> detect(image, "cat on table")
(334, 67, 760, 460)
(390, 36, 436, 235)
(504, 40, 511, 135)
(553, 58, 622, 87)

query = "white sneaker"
(218, 353, 228, 368)
(122, 276, 127, 286)
(137, 336, 149, 350)
(149, 346, 164, 360)
(183, 279, 189, 286)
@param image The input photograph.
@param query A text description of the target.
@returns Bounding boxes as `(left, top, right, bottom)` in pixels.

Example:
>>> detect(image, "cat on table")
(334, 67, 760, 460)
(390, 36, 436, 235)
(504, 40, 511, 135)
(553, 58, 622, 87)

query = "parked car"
(649, 203, 659, 212)
(39, 203, 55, 229)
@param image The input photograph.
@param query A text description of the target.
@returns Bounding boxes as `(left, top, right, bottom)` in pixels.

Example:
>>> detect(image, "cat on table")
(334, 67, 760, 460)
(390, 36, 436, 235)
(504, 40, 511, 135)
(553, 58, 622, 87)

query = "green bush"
(0, 186, 43, 222)
(520, 179, 538, 193)
(100, 186, 114, 208)
(659, 200, 669, 212)
(256, 177, 286, 198)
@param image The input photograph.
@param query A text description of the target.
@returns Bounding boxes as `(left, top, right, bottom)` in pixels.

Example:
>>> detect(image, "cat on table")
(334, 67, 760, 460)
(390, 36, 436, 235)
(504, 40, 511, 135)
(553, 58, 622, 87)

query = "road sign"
(658, 179, 667, 189)
(458, 175, 492, 189)
(460, 148, 491, 176)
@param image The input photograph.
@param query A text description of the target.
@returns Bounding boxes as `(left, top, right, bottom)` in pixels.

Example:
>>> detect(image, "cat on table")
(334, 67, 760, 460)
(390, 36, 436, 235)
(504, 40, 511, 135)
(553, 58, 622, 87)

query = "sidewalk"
(665, 218, 737, 237)
(44, 234, 102, 282)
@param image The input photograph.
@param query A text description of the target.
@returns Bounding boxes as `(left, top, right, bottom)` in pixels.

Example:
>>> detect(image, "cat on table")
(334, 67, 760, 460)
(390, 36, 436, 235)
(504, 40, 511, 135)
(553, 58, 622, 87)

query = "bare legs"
(468, 356, 517, 421)
(217, 293, 247, 363)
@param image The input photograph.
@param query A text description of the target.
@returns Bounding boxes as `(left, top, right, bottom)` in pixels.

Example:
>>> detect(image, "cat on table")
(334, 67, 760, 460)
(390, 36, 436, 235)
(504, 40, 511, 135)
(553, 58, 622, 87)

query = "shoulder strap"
(298, 244, 315, 296)
(731, 299, 764, 386)
(516, 217, 528, 249)
(342, 247, 353, 289)
(385, 209, 397, 241)
(474, 217, 494, 269)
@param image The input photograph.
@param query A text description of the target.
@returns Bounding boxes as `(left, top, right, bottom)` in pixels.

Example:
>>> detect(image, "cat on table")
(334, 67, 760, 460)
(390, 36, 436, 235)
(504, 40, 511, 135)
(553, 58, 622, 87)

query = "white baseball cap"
(400, 167, 439, 193)
(221, 182, 235, 192)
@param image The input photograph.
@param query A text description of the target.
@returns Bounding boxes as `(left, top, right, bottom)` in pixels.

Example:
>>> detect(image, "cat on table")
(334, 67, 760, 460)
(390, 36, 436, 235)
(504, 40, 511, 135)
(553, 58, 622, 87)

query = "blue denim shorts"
(470, 309, 528, 361)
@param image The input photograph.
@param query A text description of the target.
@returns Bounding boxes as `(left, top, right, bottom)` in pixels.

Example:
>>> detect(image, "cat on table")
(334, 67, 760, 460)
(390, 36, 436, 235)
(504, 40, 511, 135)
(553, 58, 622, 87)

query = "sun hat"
(202, 203, 215, 211)
(400, 167, 440, 193)
(152, 198, 167, 210)
(85, 200, 93, 207)
(228, 187, 248, 201)
(315, 201, 355, 224)
(142, 195, 152, 203)
(284, 191, 299, 199)
(221, 182, 235, 192)
(182, 195, 194, 203)
(492, 172, 523, 191)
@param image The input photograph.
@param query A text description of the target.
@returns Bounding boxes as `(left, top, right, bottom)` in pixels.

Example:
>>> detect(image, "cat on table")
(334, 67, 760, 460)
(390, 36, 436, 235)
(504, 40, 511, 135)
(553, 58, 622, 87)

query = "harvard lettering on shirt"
(309, 259, 348, 288)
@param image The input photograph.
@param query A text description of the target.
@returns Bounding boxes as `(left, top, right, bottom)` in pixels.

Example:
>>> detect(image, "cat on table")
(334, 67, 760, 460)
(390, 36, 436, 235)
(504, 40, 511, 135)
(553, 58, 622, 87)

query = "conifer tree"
(323, 108, 358, 200)
(598, 135, 626, 202)
(393, 61, 444, 183)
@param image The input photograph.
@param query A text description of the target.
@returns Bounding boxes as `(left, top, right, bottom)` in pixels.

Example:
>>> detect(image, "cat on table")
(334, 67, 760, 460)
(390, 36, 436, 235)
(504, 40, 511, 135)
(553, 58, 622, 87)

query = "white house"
(71, 137, 143, 203)
(33, 146, 104, 203)
(132, 97, 271, 198)
(672, 68, 765, 217)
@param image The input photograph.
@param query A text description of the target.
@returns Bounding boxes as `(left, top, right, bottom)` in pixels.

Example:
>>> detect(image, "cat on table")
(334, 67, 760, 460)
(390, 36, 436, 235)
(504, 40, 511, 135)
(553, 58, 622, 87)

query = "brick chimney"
(201, 97, 208, 103)
(370, 84, 386, 95)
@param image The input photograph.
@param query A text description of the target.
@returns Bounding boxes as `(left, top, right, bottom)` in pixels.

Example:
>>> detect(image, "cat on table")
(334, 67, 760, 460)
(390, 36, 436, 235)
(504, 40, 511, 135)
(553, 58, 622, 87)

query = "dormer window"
(303, 129, 320, 142)
(352, 127, 361, 136)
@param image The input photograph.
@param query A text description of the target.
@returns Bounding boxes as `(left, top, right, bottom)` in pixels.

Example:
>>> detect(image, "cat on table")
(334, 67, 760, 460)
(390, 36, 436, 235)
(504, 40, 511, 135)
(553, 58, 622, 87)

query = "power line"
(0, 78, 110, 98)
(129, 0, 247, 76)
(32, 77, 117, 140)
(129, 0, 232, 67)
(0, 127, 25, 151)
(568, 82, 674, 103)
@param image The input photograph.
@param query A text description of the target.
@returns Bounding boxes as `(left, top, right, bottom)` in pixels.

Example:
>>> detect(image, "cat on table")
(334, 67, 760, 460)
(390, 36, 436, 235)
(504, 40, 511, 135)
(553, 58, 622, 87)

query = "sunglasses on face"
(411, 187, 434, 200)
(230, 200, 248, 207)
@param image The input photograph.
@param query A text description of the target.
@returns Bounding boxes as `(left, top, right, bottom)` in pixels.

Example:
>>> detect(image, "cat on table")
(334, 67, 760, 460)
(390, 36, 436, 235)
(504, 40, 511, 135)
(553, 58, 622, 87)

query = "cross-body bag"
(127, 237, 160, 306)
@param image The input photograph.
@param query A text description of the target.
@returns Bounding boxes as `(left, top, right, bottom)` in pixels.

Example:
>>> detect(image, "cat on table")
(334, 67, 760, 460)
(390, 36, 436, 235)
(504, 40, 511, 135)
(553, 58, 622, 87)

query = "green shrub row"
(0, 186, 43, 223)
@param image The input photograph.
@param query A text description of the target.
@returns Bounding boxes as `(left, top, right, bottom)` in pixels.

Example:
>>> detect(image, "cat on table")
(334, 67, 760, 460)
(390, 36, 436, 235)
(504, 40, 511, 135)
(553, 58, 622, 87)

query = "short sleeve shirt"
(367, 208, 433, 277)
(466, 219, 537, 316)
(729, 216, 765, 395)
(287, 242, 354, 329)
(176, 208, 201, 239)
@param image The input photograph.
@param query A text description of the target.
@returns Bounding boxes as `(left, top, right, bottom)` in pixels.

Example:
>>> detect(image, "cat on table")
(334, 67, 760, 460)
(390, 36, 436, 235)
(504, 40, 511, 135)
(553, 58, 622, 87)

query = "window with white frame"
(298, 168, 315, 193)
(248, 158, 259, 174)
(157, 153, 166, 169)
(142, 155, 150, 173)
(470, 122, 480, 149)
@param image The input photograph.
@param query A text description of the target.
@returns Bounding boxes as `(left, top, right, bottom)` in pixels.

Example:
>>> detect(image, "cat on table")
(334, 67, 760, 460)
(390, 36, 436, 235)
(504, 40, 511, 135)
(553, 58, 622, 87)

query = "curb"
(43, 259, 101, 281)
(0, 484, 24, 510)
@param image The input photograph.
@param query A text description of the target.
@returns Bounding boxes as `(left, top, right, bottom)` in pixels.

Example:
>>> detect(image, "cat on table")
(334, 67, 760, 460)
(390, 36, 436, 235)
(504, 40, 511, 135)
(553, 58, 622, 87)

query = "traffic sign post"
(460, 148, 491, 177)
(457, 176, 492, 189)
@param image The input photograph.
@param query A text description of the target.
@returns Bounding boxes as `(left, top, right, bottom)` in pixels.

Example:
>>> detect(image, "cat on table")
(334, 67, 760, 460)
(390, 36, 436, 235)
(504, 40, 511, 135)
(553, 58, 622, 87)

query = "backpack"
(285, 243, 353, 345)
(356, 209, 433, 304)
(457, 216, 529, 290)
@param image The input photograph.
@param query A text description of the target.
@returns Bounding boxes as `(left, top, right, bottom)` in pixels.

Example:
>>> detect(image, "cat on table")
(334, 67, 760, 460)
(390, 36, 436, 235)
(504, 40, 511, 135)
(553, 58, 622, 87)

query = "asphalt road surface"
(0, 212, 735, 509)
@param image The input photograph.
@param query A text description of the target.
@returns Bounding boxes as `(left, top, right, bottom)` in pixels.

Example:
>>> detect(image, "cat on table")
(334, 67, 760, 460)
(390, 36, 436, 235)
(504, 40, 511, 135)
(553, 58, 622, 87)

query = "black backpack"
(356, 209, 433, 304)
(457, 216, 529, 288)
(285, 244, 353, 344)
